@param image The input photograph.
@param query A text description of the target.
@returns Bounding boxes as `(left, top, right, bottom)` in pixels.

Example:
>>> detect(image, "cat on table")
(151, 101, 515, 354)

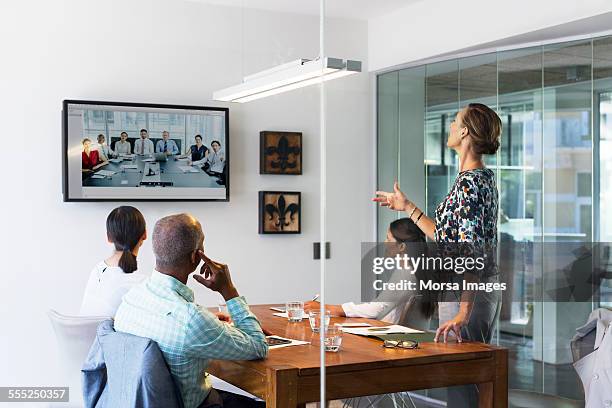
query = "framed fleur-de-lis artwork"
(260, 131, 302, 175)
(258, 191, 301, 234)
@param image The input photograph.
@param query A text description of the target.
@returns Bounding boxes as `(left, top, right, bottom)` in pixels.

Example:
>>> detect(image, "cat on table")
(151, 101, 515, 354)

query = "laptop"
(154, 153, 168, 162)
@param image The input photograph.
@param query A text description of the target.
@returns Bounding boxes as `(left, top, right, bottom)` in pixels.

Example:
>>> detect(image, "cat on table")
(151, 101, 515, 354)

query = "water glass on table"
(324, 324, 343, 352)
(308, 310, 331, 333)
(286, 301, 304, 322)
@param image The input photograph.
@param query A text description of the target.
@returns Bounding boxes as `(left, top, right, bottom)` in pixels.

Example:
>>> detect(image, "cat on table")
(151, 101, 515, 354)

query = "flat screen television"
(63, 100, 229, 201)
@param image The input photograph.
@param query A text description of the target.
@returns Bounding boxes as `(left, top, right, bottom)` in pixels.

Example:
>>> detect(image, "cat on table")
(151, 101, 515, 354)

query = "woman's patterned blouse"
(434, 168, 498, 245)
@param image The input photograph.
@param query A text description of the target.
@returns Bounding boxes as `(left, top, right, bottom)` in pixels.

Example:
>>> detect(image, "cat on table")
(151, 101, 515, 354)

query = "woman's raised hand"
(373, 181, 410, 212)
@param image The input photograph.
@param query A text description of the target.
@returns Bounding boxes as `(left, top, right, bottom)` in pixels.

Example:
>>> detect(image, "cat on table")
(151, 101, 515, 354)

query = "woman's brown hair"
(106, 206, 146, 274)
(462, 103, 502, 155)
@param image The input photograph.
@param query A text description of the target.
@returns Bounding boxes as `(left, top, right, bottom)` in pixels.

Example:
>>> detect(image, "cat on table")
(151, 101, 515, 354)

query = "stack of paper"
(341, 325, 424, 336)
(179, 166, 199, 173)
(96, 170, 116, 177)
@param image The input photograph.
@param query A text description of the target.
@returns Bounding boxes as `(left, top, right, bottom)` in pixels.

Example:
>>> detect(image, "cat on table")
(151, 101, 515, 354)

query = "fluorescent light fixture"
(213, 57, 361, 103)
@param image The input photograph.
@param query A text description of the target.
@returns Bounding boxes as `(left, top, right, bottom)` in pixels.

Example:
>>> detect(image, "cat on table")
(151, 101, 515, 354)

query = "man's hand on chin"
(214, 311, 231, 323)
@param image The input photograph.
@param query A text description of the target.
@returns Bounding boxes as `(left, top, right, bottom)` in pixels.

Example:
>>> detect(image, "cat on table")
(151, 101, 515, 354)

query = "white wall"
(368, 0, 612, 72)
(0, 0, 370, 397)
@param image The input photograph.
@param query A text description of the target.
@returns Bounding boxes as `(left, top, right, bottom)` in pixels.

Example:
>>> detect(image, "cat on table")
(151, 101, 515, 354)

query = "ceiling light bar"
(213, 57, 361, 103)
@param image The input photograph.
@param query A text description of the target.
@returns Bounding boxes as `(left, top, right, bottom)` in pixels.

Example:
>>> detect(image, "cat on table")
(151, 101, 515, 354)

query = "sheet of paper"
(341, 325, 424, 336)
(272, 312, 288, 318)
(121, 164, 138, 170)
(336, 322, 372, 328)
(143, 158, 155, 162)
(109, 158, 123, 163)
(267, 336, 310, 350)
(178, 165, 199, 173)
(96, 170, 116, 177)
(91, 174, 105, 179)
(177, 157, 190, 161)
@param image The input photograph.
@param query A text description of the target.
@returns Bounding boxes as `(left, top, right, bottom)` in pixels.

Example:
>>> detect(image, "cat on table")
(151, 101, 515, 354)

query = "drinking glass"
(324, 324, 343, 352)
(286, 301, 304, 322)
(308, 310, 331, 333)
(218, 302, 228, 314)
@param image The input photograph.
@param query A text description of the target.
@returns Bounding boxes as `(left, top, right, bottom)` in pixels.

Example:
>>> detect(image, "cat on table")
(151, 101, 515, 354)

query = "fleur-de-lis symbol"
(265, 194, 300, 231)
(265, 135, 301, 171)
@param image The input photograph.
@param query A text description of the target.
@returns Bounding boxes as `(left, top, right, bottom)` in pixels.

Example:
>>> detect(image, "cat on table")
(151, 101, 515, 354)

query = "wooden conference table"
(207, 305, 508, 407)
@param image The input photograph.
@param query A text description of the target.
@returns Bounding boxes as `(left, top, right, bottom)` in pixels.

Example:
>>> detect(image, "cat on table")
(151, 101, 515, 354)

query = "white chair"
(47, 310, 109, 408)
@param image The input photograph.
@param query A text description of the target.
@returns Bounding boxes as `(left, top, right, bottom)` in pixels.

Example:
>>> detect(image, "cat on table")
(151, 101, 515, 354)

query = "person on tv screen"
(191, 140, 226, 185)
(156, 130, 180, 155)
(80, 206, 148, 317)
(207, 140, 225, 172)
(97, 133, 115, 160)
(134, 128, 154, 155)
(82, 138, 108, 172)
(115, 131, 132, 155)
(190, 134, 209, 162)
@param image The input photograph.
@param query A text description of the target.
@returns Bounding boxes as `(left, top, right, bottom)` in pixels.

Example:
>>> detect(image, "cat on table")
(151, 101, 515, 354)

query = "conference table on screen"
(82, 154, 221, 188)
(207, 305, 508, 408)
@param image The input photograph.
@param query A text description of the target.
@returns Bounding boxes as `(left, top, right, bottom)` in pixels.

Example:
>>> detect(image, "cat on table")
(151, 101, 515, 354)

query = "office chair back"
(48, 310, 109, 407)
(397, 295, 433, 331)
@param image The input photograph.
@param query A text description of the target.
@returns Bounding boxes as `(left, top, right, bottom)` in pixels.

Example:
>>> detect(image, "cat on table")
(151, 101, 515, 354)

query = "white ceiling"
(185, 0, 417, 20)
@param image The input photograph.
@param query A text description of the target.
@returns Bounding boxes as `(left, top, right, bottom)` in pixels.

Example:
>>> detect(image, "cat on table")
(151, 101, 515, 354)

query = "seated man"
(156, 130, 180, 155)
(114, 213, 268, 408)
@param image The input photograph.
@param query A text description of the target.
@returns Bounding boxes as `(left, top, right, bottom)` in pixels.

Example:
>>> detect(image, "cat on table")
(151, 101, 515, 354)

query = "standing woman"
(374, 103, 502, 344)
(80, 206, 148, 317)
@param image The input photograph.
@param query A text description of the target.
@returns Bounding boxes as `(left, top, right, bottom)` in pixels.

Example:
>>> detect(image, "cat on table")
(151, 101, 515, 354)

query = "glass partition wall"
(377, 34, 612, 402)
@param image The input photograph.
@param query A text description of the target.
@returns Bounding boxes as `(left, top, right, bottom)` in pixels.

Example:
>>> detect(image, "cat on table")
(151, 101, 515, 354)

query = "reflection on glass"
(594, 38, 612, 308)
(81, 109, 225, 155)
(376, 35, 612, 402)
(425, 60, 459, 218)
(377, 72, 400, 242)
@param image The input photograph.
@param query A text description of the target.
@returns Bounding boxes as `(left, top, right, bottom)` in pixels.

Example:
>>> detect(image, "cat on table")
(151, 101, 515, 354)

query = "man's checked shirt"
(114, 271, 268, 408)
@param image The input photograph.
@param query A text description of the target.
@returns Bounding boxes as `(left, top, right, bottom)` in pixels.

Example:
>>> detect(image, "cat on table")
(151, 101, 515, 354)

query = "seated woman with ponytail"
(80, 206, 147, 317)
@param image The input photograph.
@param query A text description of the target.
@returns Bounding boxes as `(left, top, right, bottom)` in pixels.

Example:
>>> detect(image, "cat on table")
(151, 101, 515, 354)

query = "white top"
(573, 308, 612, 407)
(115, 140, 131, 155)
(341, 302, 399, 323)
(193, 148, 225, 173)
(134, 138, 154, 155)
(79, 261, 147, 317)
(97, 143, 114, 160)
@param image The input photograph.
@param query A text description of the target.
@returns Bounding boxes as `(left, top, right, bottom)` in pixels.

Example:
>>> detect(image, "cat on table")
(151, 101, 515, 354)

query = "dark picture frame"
(258, 191, 301, 234)
(62, 99, 230, 202)
(259, 131, 302, 175)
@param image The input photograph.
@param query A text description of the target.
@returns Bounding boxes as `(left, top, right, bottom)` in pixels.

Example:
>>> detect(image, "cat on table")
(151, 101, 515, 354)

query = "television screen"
(63, 100, 229, 201)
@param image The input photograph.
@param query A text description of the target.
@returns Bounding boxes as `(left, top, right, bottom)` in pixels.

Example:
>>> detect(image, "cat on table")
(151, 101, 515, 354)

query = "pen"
(312, 294, 320, 301)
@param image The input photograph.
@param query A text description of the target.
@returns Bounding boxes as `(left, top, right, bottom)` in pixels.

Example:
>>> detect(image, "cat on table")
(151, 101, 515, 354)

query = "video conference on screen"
(63, 101, 229, 201)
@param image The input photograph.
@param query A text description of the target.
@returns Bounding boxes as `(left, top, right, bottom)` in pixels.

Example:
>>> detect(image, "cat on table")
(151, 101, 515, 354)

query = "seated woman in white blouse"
(304, 218, 429, 323)
(80, 206, 147, 317)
